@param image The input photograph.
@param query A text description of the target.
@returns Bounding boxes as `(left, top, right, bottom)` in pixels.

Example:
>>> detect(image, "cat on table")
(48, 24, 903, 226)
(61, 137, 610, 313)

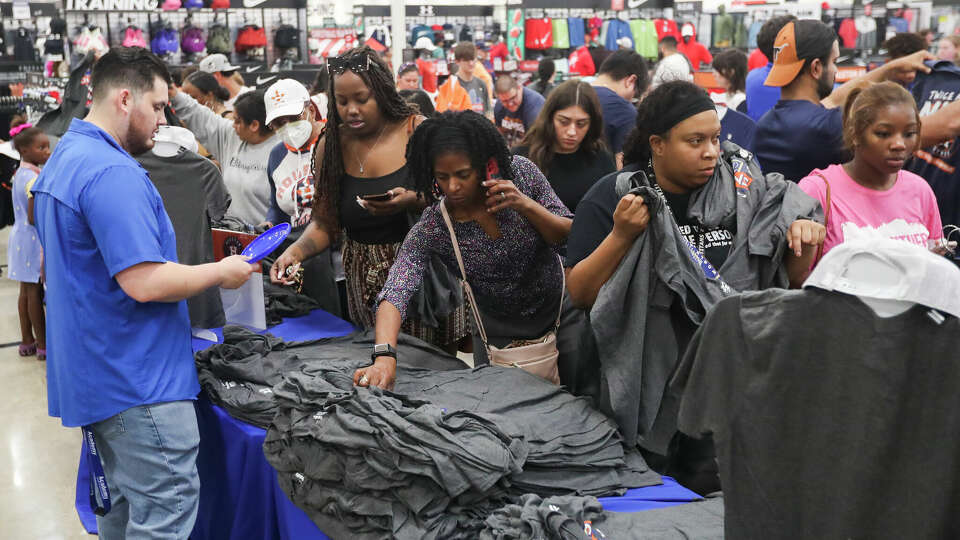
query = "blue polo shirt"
(31, 119, 197, 428)
(745, 63, 781, 122)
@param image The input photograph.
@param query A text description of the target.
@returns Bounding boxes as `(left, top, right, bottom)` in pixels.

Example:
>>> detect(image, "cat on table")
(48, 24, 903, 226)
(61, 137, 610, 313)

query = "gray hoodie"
(589, 141, 822, 453)
(171, 92, 278, 226)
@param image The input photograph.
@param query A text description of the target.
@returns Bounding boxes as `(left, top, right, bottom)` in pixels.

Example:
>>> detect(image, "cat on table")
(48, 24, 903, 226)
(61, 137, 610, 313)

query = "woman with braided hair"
(270, 46, 468, 347)
(354, 110, 578, 390)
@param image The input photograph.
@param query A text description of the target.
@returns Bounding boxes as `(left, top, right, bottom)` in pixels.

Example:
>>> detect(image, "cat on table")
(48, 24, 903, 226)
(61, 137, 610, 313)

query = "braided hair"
(311, 46, 416, 233)
(405, 110, 515, 205)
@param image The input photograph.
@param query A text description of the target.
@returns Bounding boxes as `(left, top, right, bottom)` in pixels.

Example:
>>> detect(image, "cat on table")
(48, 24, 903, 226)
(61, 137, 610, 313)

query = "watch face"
(374, 344, 388, 353)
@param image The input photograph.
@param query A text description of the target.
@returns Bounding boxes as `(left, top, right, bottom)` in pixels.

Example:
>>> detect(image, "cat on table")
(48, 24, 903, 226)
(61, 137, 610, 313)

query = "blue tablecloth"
(76, 309, 702, 538)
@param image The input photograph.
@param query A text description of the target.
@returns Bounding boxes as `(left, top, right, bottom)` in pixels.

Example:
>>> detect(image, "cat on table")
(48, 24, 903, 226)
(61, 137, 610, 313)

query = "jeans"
(89, 400, 201, 539)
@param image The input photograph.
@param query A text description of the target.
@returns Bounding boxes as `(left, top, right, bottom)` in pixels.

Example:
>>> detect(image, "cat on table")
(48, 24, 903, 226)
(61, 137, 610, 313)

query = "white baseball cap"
(264, 78, 311, 126)
(152, 125, 199, 158)
(681, 24, 695, 37)
(199, 53, 240, 74)
(414, 36, 437, 51)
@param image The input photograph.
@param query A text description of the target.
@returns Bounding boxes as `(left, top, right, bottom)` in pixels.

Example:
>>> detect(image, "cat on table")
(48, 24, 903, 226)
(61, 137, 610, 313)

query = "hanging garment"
(525, 18, 553, 50)
(674, 285, 960, 539)
(654, 18, 682, 41)
(13, 27, 35, 62)
(747, 20, 763, 49)
(604, 19, 634, 51)
(137, 150, 229, 329)
(36, 51, 97, 137)
(567, 17, 585, 48)
(551, 18, 570, 49)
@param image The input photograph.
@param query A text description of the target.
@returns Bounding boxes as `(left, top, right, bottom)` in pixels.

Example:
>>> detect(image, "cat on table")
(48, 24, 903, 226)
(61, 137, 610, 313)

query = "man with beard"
(30, 47, 256, 537)
(755, 20, 933, 181)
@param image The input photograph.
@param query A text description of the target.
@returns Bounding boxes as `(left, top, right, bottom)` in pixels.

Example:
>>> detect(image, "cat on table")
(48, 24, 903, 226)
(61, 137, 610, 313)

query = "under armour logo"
(773, 42, 790, 62)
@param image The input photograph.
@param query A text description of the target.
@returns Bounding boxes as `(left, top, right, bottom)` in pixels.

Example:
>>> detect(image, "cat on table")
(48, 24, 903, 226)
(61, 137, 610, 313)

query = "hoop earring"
(432, 180, 442, 199)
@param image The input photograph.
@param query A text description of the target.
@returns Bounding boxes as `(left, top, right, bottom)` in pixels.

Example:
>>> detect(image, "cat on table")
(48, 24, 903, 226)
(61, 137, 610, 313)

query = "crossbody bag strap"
(552, 257, 565, 331)
(812, 171, 832, 265)
(440, 199, 566, 341)
(439, 199, 491, 346)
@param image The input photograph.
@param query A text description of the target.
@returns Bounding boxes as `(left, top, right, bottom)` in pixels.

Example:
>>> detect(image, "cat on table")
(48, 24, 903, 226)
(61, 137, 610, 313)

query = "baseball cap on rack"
(764, 20, 838, 87)
(199, 53, 240, 74)
(264, 79, 311, 126)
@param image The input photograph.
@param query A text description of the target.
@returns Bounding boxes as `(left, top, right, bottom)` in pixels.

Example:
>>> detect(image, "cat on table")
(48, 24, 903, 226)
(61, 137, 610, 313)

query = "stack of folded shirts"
(395, 366, 662, 497)
(264, 366, 527, 539)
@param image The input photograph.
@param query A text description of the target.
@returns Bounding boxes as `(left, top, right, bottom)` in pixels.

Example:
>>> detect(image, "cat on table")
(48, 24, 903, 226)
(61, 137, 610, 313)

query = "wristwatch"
(371, 343, 397, 361)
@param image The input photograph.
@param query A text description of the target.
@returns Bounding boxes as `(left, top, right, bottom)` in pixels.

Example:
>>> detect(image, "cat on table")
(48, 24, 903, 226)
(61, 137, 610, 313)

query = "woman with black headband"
(270, 47, 468, 350)
(564, 81, 824, 494)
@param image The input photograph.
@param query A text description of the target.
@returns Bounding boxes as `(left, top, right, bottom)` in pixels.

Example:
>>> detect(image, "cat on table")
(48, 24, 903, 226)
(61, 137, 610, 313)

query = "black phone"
(361, 192, 392, 202)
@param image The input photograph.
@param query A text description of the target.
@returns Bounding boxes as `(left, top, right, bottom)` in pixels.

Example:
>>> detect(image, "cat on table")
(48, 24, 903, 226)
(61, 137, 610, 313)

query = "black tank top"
(338, 165, 413, 244)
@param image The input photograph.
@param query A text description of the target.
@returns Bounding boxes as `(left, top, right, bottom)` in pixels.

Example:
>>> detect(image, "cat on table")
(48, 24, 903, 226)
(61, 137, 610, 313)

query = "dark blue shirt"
(594, 86, 637, 154)
(494, 87, 545, 148)
(720, 108, 756, 153)
(745, 63, 781, 122)
(755, 100, 845, 182)
(907, 60, 960, 236)
(31, 119, 197, 427)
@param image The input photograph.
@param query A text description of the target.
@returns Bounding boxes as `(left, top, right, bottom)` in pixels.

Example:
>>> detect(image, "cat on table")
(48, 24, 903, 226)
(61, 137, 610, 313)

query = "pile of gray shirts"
(264, 365, 661, 539)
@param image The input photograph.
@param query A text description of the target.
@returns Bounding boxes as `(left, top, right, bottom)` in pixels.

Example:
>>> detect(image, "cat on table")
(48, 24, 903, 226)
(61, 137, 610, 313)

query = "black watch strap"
(371, 343, 397, 361)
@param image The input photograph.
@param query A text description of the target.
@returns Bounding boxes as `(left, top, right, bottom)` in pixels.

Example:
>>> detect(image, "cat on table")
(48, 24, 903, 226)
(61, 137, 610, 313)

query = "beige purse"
(440, 200, 562, 384)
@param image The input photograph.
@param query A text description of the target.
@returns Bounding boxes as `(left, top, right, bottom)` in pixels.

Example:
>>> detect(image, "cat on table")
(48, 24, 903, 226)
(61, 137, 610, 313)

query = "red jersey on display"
(525, 18, 553, 50)
(654, 19, 682, 41)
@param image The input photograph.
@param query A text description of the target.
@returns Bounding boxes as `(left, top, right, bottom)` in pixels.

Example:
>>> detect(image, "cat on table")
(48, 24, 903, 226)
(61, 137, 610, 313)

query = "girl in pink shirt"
(799, 82, 943, 260)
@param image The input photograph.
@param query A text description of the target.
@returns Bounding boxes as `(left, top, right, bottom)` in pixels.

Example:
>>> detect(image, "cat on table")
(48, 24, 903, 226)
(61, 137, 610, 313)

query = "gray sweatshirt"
(589, 141, 822, 453)
(172, 92, 278, 226)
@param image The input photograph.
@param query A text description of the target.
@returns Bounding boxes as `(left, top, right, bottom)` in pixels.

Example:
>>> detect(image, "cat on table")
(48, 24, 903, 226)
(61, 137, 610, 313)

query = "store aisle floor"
(0, 227, 90, 539)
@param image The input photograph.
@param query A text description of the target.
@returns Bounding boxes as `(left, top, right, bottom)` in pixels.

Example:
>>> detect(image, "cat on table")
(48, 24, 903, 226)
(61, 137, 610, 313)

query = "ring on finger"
(359, 374, 369, 385)
(500, 192, 506, 201)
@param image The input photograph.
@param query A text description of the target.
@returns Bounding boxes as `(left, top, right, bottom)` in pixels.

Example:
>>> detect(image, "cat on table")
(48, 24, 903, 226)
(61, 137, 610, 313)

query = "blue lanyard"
(82, 426, 112, 516)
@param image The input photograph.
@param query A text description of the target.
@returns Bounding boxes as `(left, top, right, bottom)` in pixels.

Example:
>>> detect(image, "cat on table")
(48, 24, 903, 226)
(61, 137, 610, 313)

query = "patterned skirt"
(341, 236, 469, 348)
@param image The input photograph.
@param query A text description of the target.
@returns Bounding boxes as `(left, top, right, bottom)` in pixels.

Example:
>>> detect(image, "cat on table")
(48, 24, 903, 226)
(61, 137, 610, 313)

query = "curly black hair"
(311, 46, 416, 233)
(405, 110, 515, 205)
(623, 80, 711, 166)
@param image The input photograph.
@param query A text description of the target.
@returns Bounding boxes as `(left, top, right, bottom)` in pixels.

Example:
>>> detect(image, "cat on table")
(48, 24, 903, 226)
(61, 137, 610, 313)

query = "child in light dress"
(6, 120, 51, 360)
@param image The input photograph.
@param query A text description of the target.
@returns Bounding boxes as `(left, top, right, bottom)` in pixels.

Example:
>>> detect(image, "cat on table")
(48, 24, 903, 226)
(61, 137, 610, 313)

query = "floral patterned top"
(378, 156, 572, 321)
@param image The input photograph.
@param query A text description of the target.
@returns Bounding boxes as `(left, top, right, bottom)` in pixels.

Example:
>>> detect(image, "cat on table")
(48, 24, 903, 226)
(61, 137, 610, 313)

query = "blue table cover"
(76, 310, 701, 537)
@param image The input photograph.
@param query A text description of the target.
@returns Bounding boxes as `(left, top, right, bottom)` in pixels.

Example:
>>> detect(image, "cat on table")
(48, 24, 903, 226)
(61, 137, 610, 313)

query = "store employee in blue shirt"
(31, 47, 256, 538)
(744, 15, 795, 122)
(755, 20, 938, 182)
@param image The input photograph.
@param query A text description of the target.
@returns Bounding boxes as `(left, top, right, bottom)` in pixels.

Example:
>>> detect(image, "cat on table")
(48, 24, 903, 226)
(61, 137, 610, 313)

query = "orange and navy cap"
(765, 20, 837, 87)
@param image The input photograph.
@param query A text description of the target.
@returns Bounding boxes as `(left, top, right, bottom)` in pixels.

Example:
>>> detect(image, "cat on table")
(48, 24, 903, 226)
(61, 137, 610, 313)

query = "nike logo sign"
(627, 0, 649, 7)
(245, 65, 261, 73)
(256, 75, 278, 86)
(243, 0, 269, 7)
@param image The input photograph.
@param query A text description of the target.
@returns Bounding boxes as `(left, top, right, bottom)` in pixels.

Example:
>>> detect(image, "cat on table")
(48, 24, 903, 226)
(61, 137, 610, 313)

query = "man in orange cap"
(755, 19, 934, 181)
